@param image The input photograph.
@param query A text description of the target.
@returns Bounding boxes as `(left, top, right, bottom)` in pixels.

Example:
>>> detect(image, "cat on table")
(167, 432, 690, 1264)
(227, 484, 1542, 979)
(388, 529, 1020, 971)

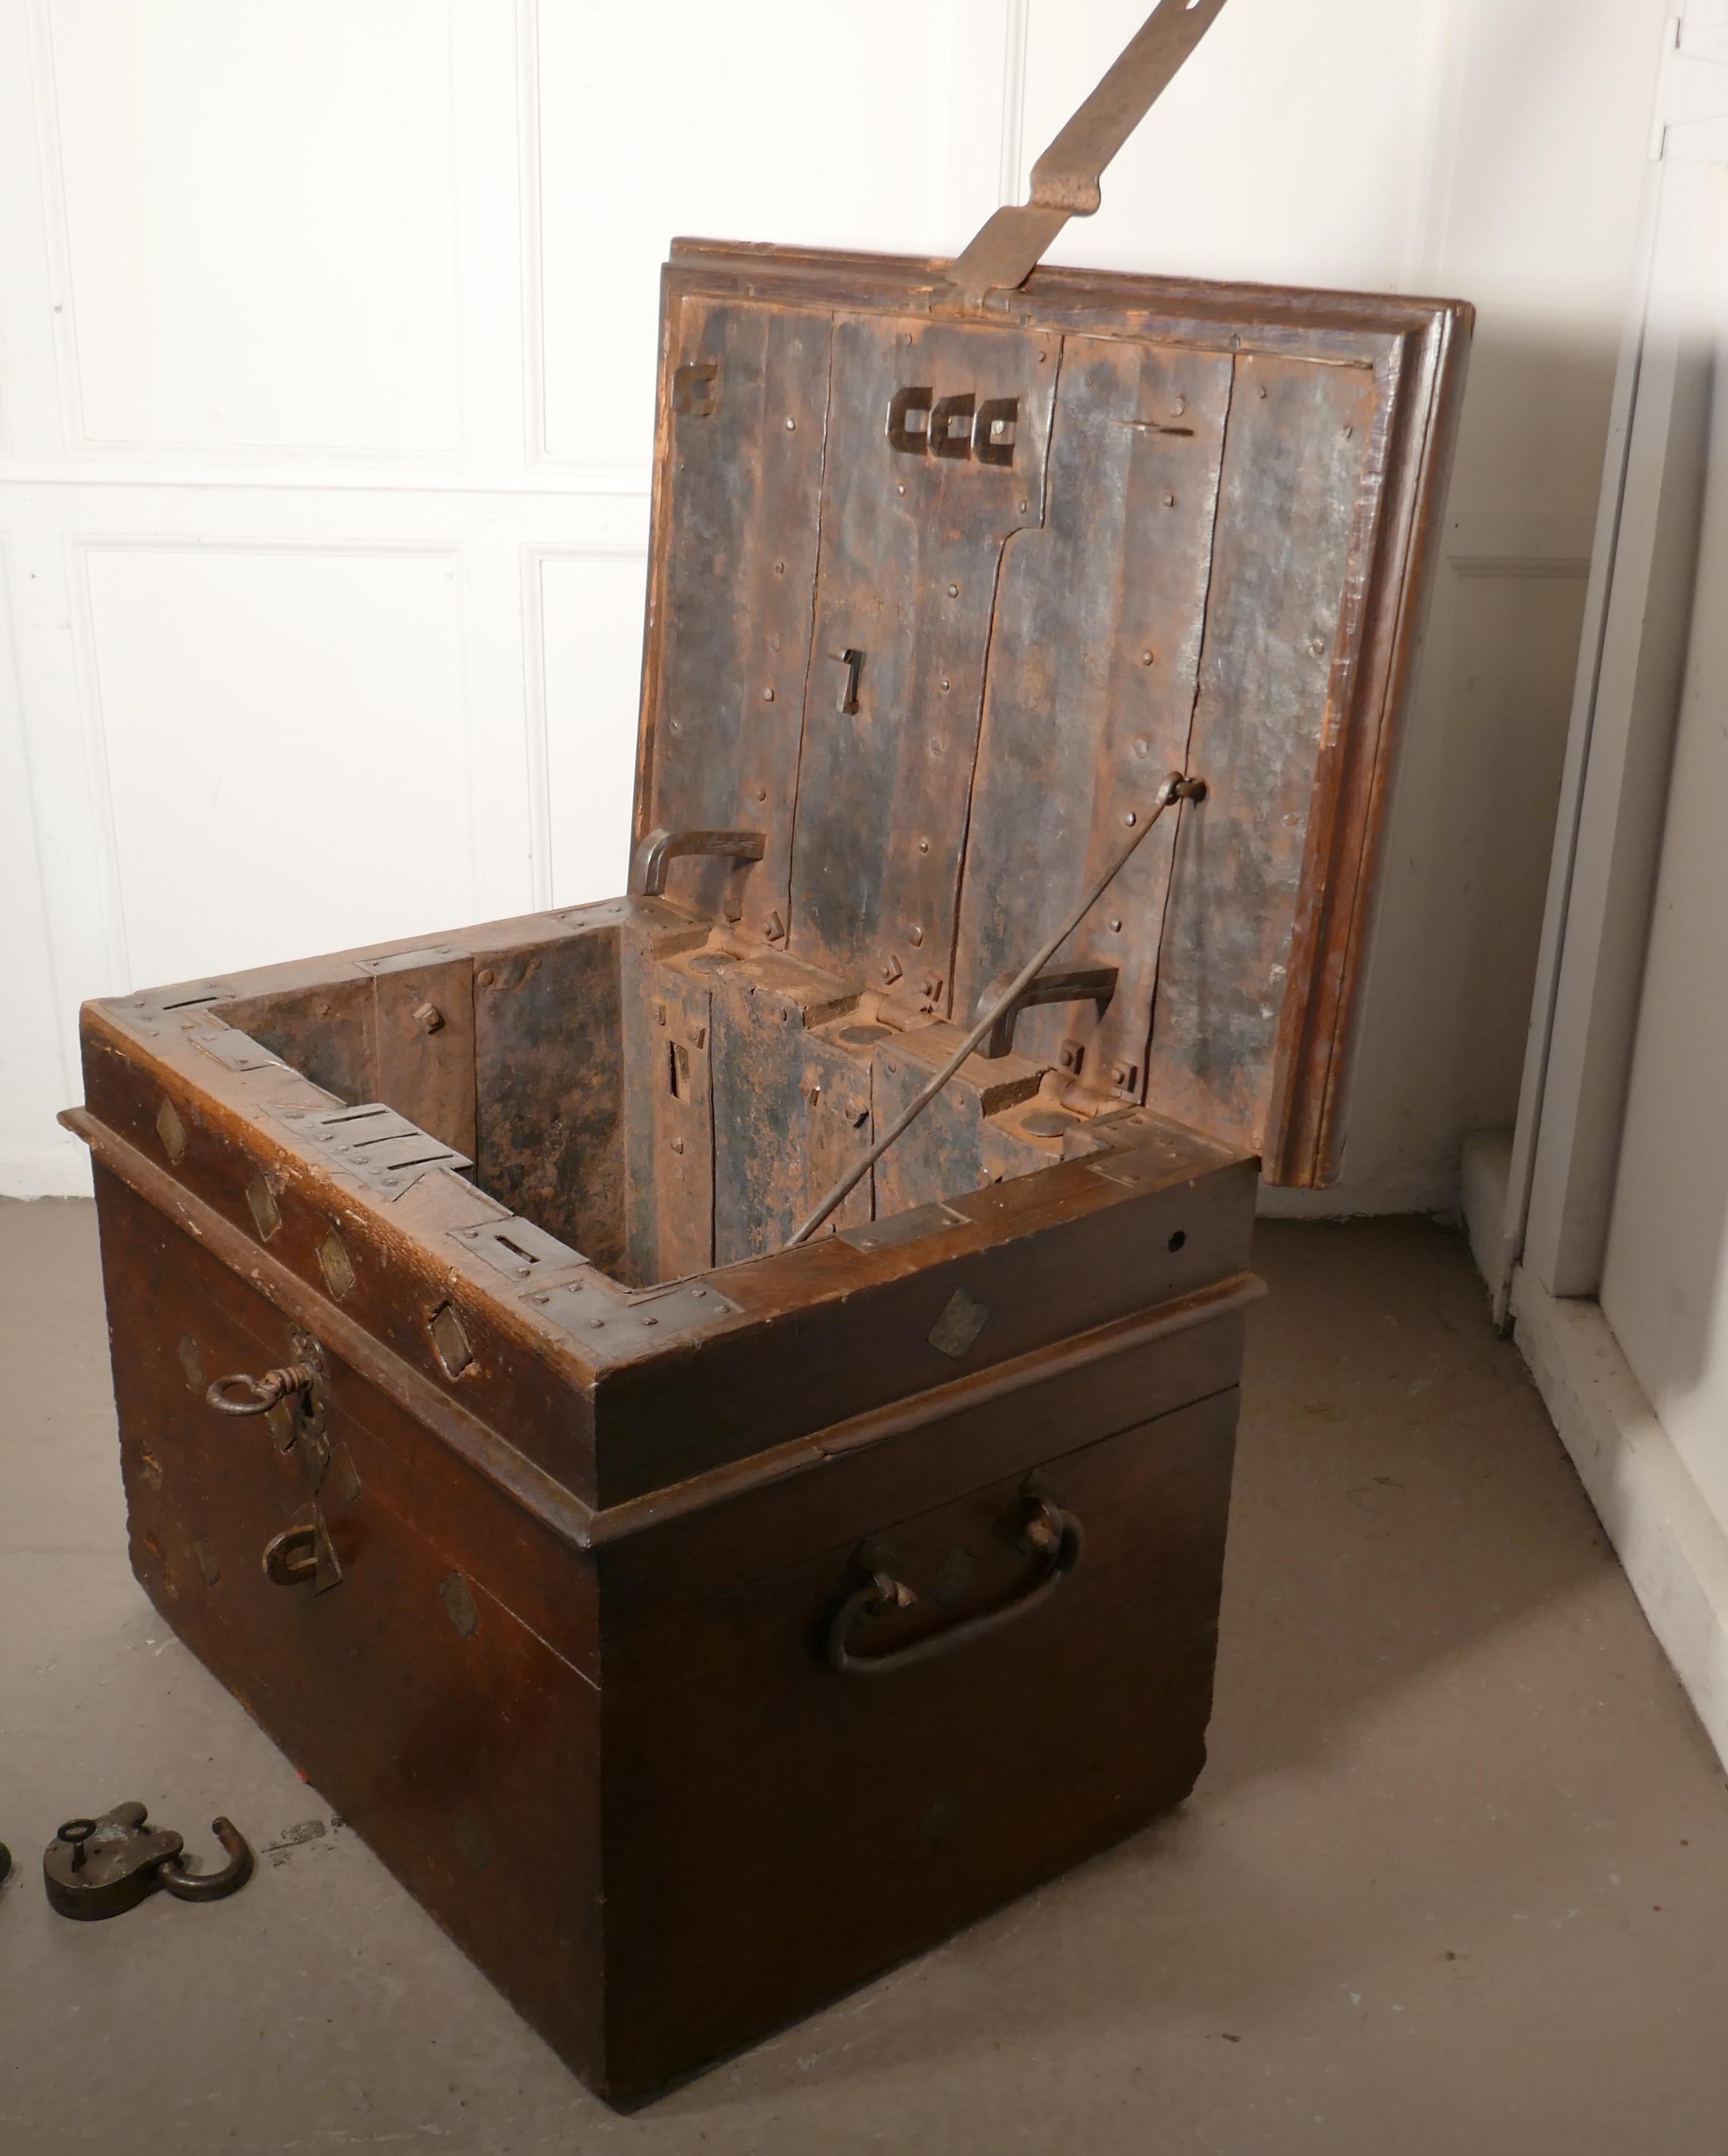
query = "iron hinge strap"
(944, 0, 1231, 306)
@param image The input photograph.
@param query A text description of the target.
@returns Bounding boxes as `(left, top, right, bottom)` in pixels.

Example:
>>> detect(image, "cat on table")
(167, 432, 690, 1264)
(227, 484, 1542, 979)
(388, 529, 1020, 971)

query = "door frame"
(1502, 8, 1728, 1316)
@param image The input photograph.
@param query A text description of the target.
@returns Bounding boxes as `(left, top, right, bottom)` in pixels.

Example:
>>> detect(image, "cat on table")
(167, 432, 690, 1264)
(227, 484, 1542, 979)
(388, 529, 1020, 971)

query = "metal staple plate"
(352, 944, 465, 977)
(450, 1216, 587, 1283)
(190, 1026, 288, 1074)
(271, 1103, 473, 1198)
(527, 1276, 741, 1358)
(117, 986, 229, 1036)
(1086, 1155, 1169, 1191)
(838, 1201, 968, 1255)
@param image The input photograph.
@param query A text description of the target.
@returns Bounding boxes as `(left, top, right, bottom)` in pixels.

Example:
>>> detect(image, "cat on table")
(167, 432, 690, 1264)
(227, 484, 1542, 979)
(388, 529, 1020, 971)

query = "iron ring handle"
(262, 1523, 319, 1587)
(157, 1817, 255, 1903)
(824, 1499, 1083, 1676)
(205, 1364, 316, 1416)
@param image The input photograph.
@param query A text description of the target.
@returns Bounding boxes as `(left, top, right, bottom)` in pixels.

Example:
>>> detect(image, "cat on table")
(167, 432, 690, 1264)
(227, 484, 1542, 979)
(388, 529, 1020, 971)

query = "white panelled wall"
(0, 0, 1667, 1199)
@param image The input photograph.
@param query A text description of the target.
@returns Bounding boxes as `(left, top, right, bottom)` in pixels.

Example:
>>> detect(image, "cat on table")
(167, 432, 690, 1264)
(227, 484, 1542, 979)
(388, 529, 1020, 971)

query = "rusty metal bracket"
(972, 963, 1119, 1060)
(629, 828, 767, 900)
(262, 1507, 342, 1593)
(944, 0, 1231, 306)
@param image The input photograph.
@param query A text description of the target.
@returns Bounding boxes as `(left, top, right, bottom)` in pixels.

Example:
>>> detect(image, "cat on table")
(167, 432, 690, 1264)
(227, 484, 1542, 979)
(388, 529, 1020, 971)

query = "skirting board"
(1460, 1129, 1514, 1311)
(1463, 1127, 1728, 1773)
(1257, 1172, 1457, 1220)
(0, 1141, 92, 1200)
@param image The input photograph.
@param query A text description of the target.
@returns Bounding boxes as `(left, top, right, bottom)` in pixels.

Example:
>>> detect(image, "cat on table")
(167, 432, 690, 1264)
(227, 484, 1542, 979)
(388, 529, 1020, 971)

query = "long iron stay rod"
(785, 771, 1206, 1250)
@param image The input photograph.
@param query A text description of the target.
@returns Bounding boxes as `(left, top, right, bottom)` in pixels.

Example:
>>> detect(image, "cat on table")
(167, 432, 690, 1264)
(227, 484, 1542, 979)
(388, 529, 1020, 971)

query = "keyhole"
(832, 647, 864, 714)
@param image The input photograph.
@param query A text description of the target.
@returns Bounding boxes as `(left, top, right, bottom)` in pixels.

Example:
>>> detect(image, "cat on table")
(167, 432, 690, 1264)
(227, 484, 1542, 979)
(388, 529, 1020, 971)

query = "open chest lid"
(630, 5, 1470, 1188)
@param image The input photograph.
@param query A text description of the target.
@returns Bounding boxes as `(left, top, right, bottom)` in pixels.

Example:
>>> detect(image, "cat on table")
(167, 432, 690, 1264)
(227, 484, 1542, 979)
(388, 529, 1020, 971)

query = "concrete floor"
(2, 1203, 1726, 2154)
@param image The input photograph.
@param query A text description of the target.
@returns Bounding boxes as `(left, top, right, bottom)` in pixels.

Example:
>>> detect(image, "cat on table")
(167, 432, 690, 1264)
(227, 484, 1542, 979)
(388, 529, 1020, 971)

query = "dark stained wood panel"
(636, 247, 1471, 1187)
(788, 313, 1057, 996)
(225, 975, 375, 1110)
(646, 963, 715, 1283)
(871, 1029, 1046, 1222)
(94, 1167, 608, 2086)
(371, 953, 477, 1159)
(798, 1029, 876, 1246)
(230, 957, 477, 1159)
(474, 928, 625, 1271)
(953, 335, 1232, 1086)
(709, 963, 874, 1265)
(598, 1388, 1238, 2094)
(644, 299, 829, 938)
(1143, 351, 1377, 1157)
(595, 1149, 1257, 1503)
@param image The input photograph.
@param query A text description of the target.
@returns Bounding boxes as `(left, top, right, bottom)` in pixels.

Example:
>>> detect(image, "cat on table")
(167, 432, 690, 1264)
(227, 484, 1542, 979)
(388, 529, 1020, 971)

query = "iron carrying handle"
(629, 827, 765, 900)
(972, 963, 1118, 1060)
(824, 1497, 1082, 1676)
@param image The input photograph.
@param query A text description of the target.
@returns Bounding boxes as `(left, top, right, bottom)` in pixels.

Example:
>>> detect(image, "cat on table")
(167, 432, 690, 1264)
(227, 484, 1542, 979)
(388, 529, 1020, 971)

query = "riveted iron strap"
(945, 0, 1231, 305)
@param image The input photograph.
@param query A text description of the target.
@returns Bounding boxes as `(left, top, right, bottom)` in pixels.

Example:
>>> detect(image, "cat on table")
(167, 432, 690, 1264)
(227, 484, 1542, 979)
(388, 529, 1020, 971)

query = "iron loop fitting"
(205, 1363, 317, 1417)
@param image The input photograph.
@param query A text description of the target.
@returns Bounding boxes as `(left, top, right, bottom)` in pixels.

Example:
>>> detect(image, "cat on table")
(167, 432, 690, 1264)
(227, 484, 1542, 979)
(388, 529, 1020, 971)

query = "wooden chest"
(64, 8, 1468, 2104)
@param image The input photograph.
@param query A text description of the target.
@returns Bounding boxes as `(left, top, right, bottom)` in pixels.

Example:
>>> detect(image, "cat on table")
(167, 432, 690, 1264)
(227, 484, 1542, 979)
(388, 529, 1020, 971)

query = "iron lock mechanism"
(204, 1330, 329, 1471)
(205, 1362, 317, 1416)
(43, 1801, 253, 1921)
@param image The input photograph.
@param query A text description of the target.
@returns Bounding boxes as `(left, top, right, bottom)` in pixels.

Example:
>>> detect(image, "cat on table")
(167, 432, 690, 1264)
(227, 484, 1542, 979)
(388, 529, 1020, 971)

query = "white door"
(1598, 175, 1728, 1531)
(1501, 7, 1728, 1766)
